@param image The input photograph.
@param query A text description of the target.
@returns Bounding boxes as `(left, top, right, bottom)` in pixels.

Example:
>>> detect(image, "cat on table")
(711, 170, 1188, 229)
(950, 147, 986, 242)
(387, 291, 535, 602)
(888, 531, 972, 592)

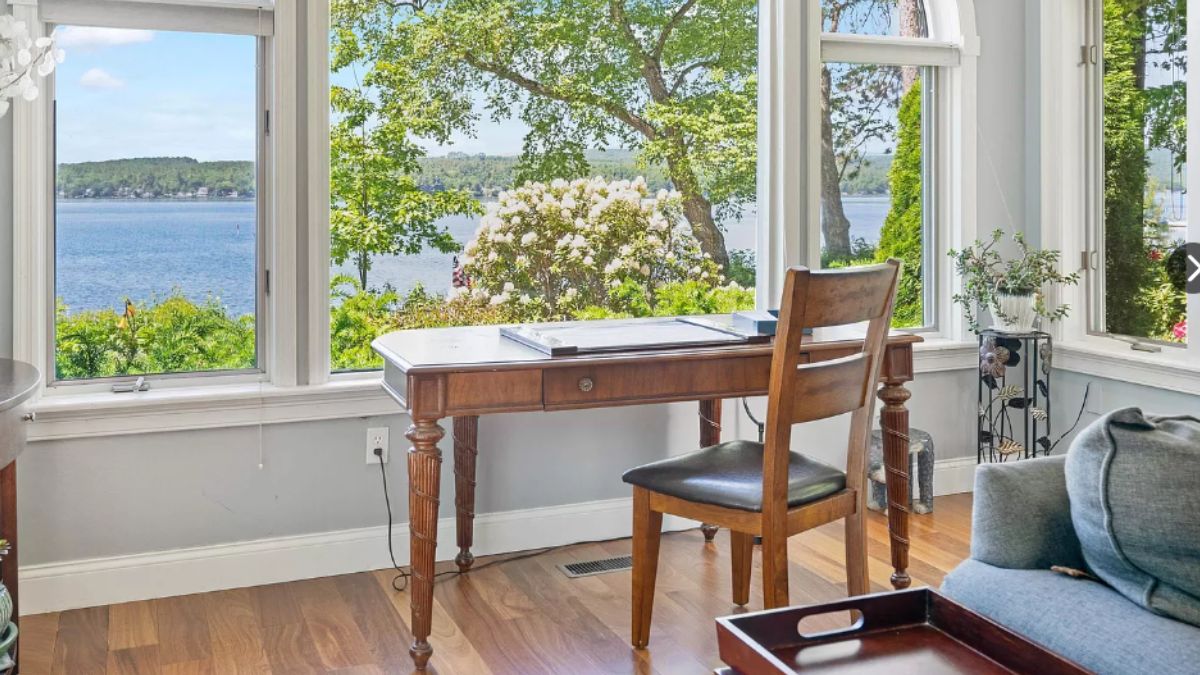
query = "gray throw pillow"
(1066, 407, 1200, 627)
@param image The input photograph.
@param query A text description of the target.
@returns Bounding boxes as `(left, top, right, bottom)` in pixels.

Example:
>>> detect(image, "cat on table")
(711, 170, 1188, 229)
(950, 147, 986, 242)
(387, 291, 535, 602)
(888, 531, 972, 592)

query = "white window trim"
(17, 0, 981, 438)
(10, 0, 301, 395)
(1039, 0, 1200, 391)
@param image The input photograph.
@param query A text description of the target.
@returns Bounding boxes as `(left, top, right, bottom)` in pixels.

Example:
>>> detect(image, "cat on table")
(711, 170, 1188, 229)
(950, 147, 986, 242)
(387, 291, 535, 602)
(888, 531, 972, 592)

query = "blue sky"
(56, 25, 528, 164)
(54, 27, 258, 164)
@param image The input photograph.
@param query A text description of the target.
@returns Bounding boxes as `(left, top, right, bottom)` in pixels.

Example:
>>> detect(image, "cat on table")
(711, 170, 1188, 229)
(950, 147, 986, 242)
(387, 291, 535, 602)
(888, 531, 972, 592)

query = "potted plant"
(950, 229, 1079, 333)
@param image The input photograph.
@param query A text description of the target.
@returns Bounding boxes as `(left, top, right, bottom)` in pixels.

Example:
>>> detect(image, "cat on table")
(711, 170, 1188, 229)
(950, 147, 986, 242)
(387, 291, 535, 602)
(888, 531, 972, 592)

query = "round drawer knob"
(578, 377, 595, 393)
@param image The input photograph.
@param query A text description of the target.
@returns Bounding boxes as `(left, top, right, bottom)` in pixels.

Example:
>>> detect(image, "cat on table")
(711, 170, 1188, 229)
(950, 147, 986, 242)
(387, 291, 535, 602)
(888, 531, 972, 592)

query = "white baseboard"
(22, 459, 976, 615)
(933, 456, 977, 496)
(20, 497, 698, 615)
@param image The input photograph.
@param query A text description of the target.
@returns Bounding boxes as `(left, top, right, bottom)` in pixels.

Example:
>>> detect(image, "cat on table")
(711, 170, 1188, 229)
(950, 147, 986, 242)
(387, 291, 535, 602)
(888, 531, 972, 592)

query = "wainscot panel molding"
(27, 342, 977, 442)
(21, 458, 973, 614)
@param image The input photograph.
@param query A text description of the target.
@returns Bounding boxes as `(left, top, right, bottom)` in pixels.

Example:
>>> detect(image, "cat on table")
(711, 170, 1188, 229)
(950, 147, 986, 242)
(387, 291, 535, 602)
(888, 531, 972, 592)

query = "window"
(819, 1, 937, 329)
(329, 1, 759, 370)
(45, 8, 269, 382)
(1088, 0, 1189, 345)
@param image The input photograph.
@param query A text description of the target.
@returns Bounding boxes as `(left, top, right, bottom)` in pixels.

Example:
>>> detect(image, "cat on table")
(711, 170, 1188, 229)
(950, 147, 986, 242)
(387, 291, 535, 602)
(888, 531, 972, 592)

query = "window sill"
(28, 379, 400, 443)
(27, 338, 977, 442)
(1053, 338, 1200, 397)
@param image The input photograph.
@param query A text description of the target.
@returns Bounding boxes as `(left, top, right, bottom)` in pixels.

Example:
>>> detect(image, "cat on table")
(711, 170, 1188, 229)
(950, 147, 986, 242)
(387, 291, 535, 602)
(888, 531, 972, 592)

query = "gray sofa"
(941, 456, 1200, 675)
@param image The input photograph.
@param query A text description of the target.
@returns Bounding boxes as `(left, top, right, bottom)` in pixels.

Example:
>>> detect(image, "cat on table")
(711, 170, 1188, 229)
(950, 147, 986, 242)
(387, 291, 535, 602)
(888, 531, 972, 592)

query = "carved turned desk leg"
(878, 381, 912, 590)
(699, 399, 722, 542)
(406, 418, 445, 670)
(453, 416, 479, 573)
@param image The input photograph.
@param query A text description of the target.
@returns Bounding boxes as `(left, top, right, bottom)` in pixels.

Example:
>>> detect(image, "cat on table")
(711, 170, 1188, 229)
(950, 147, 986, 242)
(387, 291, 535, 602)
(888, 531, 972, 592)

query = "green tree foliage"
(331, 0, 759, 271)
(56, 157, 254, 198)
(55, 294, 254, 380)
(1102, 0, 1186, 338)
(875, 80, 923, 327)
(330, 11, 481, 290)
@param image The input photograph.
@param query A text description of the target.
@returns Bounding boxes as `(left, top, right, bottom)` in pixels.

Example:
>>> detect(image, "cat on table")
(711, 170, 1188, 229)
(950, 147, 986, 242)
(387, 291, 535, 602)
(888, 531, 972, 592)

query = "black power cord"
(373, 448, 660, 593)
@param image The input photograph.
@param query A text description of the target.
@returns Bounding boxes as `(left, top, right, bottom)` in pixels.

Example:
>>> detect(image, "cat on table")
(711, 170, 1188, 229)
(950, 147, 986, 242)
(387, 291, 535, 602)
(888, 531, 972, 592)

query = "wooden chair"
(621, 261, 901, 648)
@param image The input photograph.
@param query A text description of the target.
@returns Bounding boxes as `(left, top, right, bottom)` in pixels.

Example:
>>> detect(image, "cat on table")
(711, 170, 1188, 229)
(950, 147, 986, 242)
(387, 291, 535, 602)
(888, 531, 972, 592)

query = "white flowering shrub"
(458, 176, 725, 319)
(0, 16, 63, 118)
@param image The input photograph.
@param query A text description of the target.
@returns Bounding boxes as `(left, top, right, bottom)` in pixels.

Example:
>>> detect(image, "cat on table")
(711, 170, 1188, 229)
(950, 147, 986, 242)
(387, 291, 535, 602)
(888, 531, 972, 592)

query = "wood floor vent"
(558, 555, 633, 578)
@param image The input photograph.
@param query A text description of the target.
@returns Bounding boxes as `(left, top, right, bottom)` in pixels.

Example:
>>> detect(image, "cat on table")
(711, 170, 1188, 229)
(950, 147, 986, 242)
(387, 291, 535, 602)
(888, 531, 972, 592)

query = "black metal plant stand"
(977, 330, 1053, 463)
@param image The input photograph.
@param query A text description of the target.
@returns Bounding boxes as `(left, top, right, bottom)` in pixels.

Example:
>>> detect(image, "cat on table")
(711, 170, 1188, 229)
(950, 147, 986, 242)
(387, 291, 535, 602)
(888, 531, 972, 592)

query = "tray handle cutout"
(796, 610, 865, 640)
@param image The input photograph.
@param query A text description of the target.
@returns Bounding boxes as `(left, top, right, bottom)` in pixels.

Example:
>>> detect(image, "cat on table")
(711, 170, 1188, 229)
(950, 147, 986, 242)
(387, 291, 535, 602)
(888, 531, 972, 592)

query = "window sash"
(1084, 0, 1195, 352)
(37, 0, 274, 36)
(46, 29, 271, 385)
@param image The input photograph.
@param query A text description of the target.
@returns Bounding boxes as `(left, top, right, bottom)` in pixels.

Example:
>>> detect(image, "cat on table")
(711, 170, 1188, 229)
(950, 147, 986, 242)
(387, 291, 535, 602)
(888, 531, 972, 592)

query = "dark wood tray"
(715, 588, 1088, 674)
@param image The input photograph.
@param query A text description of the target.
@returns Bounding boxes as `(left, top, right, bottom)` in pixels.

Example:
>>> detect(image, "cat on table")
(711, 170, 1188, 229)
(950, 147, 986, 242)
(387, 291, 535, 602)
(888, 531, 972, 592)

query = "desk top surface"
(373, 316, 921, 375)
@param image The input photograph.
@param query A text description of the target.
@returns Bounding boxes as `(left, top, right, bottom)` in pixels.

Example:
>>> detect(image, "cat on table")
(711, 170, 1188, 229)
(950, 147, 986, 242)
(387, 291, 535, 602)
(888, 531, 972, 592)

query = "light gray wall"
(976, 0, 1031, 241)
(1049, 371, 1200, 452)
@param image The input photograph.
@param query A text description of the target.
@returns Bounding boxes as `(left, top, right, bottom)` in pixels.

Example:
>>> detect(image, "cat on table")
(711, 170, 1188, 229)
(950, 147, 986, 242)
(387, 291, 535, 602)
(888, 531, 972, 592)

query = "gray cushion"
(621, 440, 845, 512)
(1066, 408, 1200, 627)
(943, 559, 1200, 675)
(970, 455, 1085, 570)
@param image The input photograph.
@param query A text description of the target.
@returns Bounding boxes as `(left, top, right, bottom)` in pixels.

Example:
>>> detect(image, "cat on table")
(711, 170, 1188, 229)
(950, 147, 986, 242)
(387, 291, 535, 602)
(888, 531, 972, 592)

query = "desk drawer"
(544, 356, 771, 409)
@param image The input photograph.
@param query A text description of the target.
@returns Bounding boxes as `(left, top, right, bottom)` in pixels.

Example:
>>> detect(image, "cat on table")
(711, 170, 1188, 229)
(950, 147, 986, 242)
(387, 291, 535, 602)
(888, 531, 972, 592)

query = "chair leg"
(843, 509, 870, 597)
(760, 528, 790, 609)
(631, 487, 663, 649)
(730, 530, 754, 606)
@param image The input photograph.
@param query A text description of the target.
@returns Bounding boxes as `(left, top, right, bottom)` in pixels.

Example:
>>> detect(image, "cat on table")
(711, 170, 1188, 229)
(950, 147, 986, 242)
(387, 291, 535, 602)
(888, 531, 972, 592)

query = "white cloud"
(79, 68, 125, 90)
(55, 26, 154, 50)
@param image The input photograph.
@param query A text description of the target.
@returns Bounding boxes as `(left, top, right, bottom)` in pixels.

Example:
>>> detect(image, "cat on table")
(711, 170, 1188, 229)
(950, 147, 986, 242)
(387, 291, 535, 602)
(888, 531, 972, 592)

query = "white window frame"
(763, 0, 978, 339)
(10, 0, 302, 395)
(1038, 0, 1200, 394)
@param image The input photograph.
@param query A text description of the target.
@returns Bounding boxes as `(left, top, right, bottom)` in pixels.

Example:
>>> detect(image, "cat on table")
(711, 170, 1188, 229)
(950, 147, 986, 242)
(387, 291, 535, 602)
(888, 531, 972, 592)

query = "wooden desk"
(374, 318, 922, 670)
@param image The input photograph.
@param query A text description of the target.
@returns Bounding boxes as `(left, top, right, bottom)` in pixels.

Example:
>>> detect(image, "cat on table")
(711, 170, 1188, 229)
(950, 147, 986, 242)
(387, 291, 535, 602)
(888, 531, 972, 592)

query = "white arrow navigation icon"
(1190, 254, 1200, 284)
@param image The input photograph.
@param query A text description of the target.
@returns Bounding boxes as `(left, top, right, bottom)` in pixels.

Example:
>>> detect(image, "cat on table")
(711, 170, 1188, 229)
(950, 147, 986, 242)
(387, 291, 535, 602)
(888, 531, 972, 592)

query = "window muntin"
(329, 1, 759, 371)
(1091, 0, 1188, 344)
(52, 28, 264, 381)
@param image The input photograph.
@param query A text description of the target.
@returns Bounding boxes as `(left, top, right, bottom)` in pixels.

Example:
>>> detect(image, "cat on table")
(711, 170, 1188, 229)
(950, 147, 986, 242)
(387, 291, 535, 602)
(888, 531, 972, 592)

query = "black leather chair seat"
(621, 440, 847, 512)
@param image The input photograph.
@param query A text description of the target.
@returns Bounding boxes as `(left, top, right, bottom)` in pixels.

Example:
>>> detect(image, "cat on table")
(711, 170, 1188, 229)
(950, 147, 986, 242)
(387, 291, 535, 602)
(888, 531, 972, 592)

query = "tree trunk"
(820, 64, 852, 261)
(663, 143, 729, 270)
(899, 0, 922, 89)
(357, 252, 369, 290)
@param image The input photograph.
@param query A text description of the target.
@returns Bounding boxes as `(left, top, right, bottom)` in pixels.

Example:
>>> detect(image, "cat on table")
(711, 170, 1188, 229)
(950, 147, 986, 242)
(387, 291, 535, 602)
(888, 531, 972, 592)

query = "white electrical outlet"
(367, 427, 390, 464)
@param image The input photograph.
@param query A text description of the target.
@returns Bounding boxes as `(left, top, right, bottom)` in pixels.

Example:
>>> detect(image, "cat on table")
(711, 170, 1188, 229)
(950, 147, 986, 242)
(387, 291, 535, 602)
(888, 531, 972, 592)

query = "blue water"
(55, 196, 891, 314)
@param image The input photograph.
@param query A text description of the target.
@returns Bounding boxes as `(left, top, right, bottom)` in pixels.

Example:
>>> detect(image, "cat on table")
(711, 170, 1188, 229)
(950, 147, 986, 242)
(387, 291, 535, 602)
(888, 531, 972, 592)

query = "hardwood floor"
(20, 494, 972, 674)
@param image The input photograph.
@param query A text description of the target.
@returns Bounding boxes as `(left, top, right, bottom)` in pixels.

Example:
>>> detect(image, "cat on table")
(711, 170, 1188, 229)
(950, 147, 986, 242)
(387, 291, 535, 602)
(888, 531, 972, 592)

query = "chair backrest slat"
(789, 353, 873, 424)
(801, 266, 899, 328)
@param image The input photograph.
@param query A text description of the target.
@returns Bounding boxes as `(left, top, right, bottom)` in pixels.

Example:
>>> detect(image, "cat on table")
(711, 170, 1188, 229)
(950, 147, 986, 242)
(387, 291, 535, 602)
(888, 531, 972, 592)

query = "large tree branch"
(461, 52, 658, 140)
(653, 0, 699, 60)
(609, 0, 673, 102)
(669, 59, 718, 96)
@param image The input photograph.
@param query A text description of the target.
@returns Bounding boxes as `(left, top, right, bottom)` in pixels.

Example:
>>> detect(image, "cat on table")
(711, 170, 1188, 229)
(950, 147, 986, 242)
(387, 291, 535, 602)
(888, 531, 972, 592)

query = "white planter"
(991, 292, 1037, 333)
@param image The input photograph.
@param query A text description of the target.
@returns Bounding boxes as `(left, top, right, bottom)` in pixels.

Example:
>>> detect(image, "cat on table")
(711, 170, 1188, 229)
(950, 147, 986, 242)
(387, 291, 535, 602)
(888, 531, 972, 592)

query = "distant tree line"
(57, 157, 257, 199)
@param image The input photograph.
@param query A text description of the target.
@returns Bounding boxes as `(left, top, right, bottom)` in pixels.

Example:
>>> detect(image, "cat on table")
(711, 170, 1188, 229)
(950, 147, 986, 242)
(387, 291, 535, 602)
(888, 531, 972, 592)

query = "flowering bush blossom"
(1172, 320, 1187, 342)
(0, 16, 63, 118)
(457, 176, 724, 319)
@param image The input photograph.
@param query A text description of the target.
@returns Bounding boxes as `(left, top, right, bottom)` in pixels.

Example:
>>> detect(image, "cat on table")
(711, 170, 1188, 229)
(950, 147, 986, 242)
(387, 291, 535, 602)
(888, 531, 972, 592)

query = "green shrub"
(460, 177, 723, 318)
(55, 293, 255, 380)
